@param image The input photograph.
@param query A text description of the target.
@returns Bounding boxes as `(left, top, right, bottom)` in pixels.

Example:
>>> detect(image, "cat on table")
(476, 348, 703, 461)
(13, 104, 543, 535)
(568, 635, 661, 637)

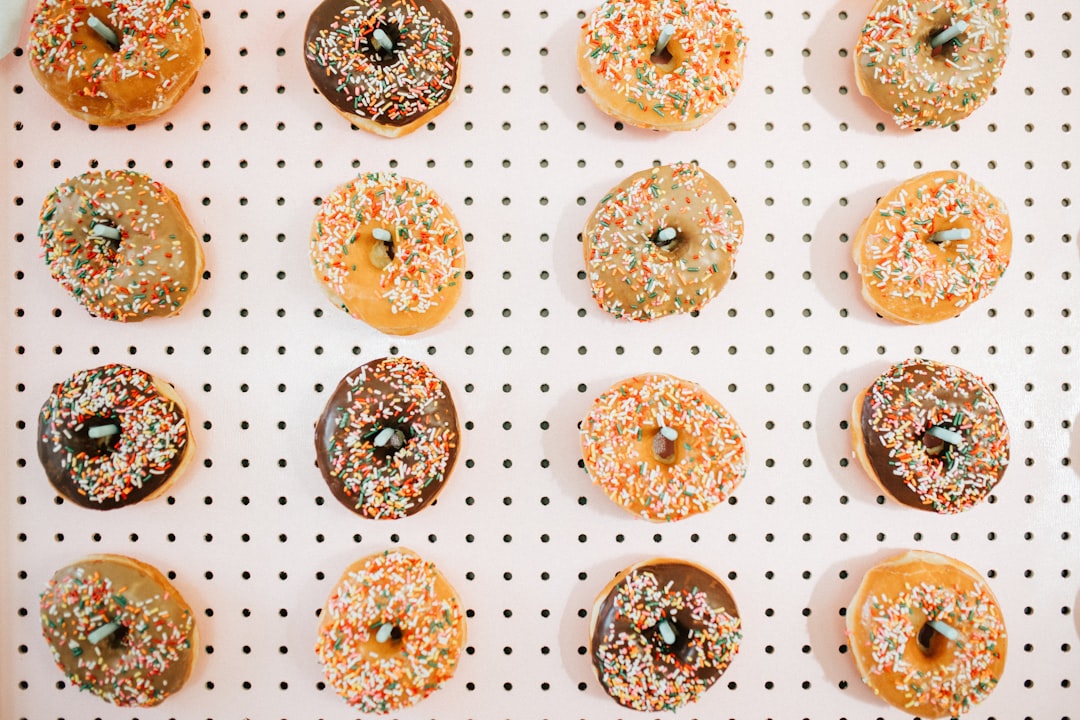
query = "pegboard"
(1, 1, 1077, 718)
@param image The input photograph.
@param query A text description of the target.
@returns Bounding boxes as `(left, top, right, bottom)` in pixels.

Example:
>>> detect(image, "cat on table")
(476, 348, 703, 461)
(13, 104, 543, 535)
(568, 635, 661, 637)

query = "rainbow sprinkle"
(40, 559, 195, 707)
(585, 162, 743, 321)
(855, 0, 1009, 129)
(861, 358, 1008, 513)
(316, 549, 465, 713)
(580, 0, 747, 125)
(310, 172, 463, 318)
(38, 364, 188, 507)
(581, 373, 747, 521)
(595, 567, 741, 711)
(38, 169, 201, 322)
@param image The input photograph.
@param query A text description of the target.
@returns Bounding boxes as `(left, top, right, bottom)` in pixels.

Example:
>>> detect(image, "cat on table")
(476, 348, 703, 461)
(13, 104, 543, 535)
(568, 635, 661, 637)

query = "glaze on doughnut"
(310, 172, 465, 335)
(28, 0, 205, 125)
(847, 550, 1007, 717)
(315, 356, 459, 519)
(852, 358, 1008, 514)
(852, 170, 1011, 324)
(316, 548, 467, 712)
(581, 372, 747, 522)
(40, 554, 198, 707)
(590, 558, 741, 711)
(38, 364, 194, 510)
(578, 0, 747, 130)
(855, 0, 1009, 129)
(304, 0, 461, 137)
(583, 162, 743, 321)
(39, 169, 205, 322)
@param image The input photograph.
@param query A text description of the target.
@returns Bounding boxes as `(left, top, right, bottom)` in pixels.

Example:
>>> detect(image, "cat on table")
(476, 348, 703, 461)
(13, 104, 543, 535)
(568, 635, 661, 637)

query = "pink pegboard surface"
(1, 1, 1077, 718)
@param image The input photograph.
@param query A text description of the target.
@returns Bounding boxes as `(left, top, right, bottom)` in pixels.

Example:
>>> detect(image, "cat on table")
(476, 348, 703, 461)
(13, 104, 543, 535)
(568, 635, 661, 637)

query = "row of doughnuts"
(13, 0, 1011, 133)
(40, 546, 1007, 718)
(35, 162, 1013, 332)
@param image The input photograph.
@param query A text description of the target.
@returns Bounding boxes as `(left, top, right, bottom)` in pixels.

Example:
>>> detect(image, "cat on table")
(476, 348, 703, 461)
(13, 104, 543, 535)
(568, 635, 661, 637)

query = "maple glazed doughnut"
(583, 162, 743, 321)
(578, 0, 747, 130)
(847, 550, 1007, 717)
(304, 0, 461, 137)
(316, 548, 467, 713)
(37, 364, 194, 509)
(315, 356, 459, 519)
(852, 170, 1011, 324)
(852, 358, 1008, 514)
(581, 372, 747, 522)
(39, 169, 204, 322)
(590, 558, 741, 711)
(310, 172, 465, 335)
(28, 0, 205, 125)
(40, 554, 198, 707)
(855, 0, 1009, 130)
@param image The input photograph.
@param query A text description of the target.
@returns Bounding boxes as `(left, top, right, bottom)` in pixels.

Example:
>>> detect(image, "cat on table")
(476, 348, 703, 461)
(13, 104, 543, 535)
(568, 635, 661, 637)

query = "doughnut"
(847, 550, 1007, 717)
(855, 0, 1009, 130)
(583, 162, 743, 321)
(315, 356, 459, 519)
(852, 358, 1008, 514)
(40, 553, 198, 707)
(310, 171, 464, 335)
(37, 364, 194, 510)
(852, 170, 1011, 324)
(304, 0, 461, 137)
(28, 0, 205, 125)
(581, 372, 747, 522)
(589, 558, 741, 711)
(578, 0, 747, 131)
(39, 169, 205, 322)
(316, 548, 467, 712)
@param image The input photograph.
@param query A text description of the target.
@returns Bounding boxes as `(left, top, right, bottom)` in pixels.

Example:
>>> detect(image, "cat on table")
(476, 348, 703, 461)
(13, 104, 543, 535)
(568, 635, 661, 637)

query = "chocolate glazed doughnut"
(590, 558, 741, 711)
(304, 0, 461, 137)
(315, 356, 459, 519)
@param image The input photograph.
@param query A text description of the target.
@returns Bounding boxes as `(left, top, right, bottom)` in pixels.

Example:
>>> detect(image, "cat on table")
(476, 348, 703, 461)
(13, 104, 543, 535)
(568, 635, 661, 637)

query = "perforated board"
(1, 1, 1077, 718)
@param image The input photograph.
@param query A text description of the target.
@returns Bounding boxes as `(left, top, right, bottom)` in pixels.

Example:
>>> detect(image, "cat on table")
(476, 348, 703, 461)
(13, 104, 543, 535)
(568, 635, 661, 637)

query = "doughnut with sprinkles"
(581, 372, 747, 522)
(304, 0, 461, 137)
(40, 554, 198, 707)
(578, 0, 748, 130)
(847, 550, 1008, 717)
(38, 169, 205, 322)
(310, 171, 465, 335)
(854, 0, 1009, 129)
(28, 0, 206, 125)
(589, 558, 741, 711)
(583, 162, 744, 321)
(852, 358, 1008, 514)
(315, 356, 459, 519)
(852, 170, 1011, 324)
(316, 548, 467, 713)
(37, 364, 195, 510)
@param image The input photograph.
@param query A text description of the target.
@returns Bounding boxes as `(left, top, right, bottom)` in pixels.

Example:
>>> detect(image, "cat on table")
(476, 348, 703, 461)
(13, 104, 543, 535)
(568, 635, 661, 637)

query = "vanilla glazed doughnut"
(28, 0, 205, 125)
(314, 356, 459, 519)
(39, 169, 205, 322)
(578, 0, 747, 130)
(37, 363, 194, 509)
(583, 162, 743, 321)
(855, 0, 1008, 129)
(589, 558, 741, 711)
(581, 372, 747, 522)
(852, 358, 1008, 514)
(304, 0, 461, 137)
(40, 554, 198, 707)
(316, 548, 467, 713)
(310, 171, 464, 335)
(852, 170, 1011, 324)
(847, 550, 1007, 717)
